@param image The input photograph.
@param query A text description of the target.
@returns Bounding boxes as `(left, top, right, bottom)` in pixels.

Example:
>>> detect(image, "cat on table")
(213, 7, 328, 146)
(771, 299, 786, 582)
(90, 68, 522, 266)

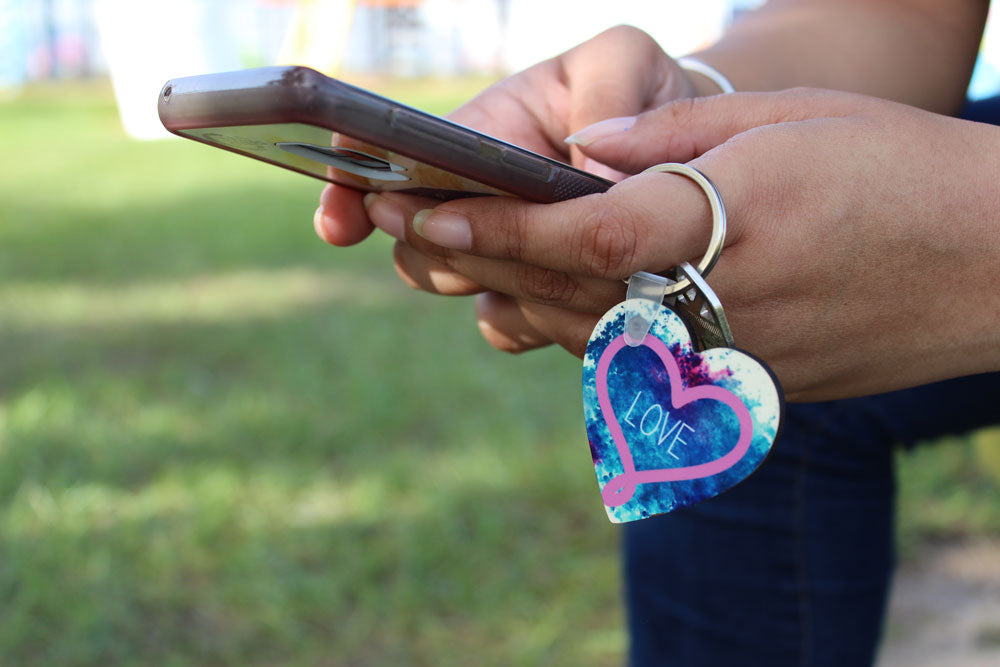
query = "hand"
(373, 88, 1000, 401)
(313, 26, 713, 348)
(315, 25, 701, 243)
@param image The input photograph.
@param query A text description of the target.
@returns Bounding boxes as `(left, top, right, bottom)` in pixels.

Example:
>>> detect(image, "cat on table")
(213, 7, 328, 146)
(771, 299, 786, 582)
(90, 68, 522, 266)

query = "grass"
(0, 78, 622, 666)
(0, 78, 998, 666)
(896, 431, 1000, 558)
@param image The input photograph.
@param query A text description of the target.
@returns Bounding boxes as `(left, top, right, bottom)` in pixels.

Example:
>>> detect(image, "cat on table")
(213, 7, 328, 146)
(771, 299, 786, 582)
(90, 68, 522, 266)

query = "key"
(665, 262, 734, 350)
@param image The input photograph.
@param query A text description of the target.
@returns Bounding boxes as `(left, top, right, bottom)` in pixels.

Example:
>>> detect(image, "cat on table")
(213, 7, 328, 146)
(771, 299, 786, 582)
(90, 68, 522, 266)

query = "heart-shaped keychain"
(582, 164, 783, 523)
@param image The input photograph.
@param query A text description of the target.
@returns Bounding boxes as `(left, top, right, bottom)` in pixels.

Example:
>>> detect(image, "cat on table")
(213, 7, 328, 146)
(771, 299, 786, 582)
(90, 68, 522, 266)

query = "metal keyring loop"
(637, 162, 726, 296)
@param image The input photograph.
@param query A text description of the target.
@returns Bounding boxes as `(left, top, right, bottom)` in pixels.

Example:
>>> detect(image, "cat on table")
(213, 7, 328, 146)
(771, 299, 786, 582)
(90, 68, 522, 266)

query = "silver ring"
(640, 162, 726, 296)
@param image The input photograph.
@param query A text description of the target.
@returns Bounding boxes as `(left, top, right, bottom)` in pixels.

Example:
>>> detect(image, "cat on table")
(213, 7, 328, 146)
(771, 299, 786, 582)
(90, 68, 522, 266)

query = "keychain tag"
(623, 270, 670, 346)
(581, 164, 783, 523)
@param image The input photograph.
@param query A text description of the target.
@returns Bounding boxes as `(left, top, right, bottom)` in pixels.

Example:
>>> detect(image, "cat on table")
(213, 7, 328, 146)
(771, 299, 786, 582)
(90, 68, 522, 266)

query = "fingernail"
(413, 209, 471, 250)
(363, 192, 405, 241)
(564, 116, 636, 146)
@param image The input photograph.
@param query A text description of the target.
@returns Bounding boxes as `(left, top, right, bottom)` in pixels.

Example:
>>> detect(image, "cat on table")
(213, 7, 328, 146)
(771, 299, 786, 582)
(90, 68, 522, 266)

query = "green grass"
(0, 79, 622, 666)
(0, 79, 997, 666)
(896, 431, 1000, 558)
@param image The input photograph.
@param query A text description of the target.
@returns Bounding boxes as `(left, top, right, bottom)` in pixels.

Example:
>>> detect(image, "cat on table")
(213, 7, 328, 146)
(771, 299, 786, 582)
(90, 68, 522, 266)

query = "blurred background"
(1, 1, 999, 665)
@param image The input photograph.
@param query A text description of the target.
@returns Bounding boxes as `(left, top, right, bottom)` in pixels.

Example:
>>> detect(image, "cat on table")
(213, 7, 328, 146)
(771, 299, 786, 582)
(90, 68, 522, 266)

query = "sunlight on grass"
(4, 468, 395, 535)
(0, 268, 402, 328)
(897, 433, 1000, 558)
(2, 430, 606, 541)
(972, 427, 1000, 481)
(0, 78, 611, 665)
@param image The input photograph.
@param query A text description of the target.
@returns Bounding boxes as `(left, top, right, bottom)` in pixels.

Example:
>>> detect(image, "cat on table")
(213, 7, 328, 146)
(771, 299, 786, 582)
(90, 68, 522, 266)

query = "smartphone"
(157, 66, 613, 202)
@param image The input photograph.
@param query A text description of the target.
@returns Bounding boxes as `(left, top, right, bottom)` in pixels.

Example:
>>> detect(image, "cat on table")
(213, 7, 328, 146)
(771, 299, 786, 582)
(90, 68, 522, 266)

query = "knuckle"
(502, 205, 531, 261)
(600, 24, 655, 49)
(773, 87, 820, 122)
(516, 265, 578, 305)
(572, 200, 641, 278)
(666, 95, 698, 125)
(654, 97, 701, 162)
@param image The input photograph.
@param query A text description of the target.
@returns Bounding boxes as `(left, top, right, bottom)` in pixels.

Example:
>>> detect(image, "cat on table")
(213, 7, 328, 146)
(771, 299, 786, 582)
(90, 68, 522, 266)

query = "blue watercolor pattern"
(583, 300, 783, 523)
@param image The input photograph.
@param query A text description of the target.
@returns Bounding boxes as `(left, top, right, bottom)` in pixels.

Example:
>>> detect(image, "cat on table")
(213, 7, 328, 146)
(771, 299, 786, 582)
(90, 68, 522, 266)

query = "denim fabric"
(624, 373, 1000, 666)
(960, 96, 1000, 124)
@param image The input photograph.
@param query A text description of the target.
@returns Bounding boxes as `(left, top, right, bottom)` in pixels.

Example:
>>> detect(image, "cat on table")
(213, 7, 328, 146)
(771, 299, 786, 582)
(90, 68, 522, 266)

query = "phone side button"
(499, 148, 553, 181)
(394, 109, 479, 151)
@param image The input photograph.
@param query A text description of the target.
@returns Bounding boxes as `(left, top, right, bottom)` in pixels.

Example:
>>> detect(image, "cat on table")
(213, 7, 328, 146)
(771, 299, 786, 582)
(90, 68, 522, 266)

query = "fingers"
(393, 240, 624, 311)
(388, 243, 599, 357)
(560, 26, 681, 128)
(574, 88, 878, 174)
(513, 298, 600, 358)
(442, 26, 686, 170)
(363, 190, 447, 242)
(474, 292, 552, 353)
(315, 184, 375, 246)
(445, 74, 570, 160)
(582, 157, 631, 183)
(369, 89, 880, 288)
(365, 189, 632, 313)
(391, 241, 484, 295)
(405, 167, 734, 281)
(558, 26, 684, 168)
(475, 292, 598, 358)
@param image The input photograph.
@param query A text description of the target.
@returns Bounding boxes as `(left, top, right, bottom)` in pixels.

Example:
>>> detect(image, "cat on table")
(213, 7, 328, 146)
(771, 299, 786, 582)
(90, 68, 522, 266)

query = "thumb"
(567, 88, 872, 174)
(558, 26, 688, 169)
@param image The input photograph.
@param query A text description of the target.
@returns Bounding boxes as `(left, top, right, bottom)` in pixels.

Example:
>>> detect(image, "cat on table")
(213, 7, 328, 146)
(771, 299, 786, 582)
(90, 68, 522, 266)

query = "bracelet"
(677, 57, 735, 95)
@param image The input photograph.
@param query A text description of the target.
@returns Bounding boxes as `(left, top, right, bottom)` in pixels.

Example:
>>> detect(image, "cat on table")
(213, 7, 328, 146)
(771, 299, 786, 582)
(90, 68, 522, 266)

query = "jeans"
(624, 373, 1000, 666)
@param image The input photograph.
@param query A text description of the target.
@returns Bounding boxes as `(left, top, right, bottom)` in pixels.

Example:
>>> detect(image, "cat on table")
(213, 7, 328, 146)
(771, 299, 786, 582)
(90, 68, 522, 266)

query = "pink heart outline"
(596, 333, 754, 508)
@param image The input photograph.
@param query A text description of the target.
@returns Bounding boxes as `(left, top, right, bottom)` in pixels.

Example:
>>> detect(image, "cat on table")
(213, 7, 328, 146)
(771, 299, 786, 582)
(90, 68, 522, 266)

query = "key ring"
(582, 161, 783, 523)
(633, 163, 726, 296)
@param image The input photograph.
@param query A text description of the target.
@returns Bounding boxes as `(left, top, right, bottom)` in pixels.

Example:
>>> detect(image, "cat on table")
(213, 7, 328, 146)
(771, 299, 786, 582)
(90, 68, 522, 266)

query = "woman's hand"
(369, 88, 1000, 401)
(314, 26, 706, 245)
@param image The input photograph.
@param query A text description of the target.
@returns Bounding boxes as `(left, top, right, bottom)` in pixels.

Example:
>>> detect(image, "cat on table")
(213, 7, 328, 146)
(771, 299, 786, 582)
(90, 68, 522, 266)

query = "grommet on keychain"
(582, 163, 784, 524)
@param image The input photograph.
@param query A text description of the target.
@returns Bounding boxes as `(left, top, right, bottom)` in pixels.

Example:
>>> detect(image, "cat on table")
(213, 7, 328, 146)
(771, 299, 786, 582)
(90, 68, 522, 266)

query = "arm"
(689, 0, 988, 113)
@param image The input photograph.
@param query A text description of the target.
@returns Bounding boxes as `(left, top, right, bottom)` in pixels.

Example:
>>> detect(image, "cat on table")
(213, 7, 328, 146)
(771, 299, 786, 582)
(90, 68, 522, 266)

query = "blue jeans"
(624, 374, 1000, 667)
(624, 96, 1000, 666)
(624, 373, 1000, 666)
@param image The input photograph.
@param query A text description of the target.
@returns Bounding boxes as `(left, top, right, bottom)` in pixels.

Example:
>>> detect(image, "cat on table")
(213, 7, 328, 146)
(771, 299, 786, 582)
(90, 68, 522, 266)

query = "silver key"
(665, 261, 734, 350)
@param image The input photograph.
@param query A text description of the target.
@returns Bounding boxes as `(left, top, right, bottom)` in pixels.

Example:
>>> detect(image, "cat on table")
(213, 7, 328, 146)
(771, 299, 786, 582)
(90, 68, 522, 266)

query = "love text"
(622, 390, 695, 460)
